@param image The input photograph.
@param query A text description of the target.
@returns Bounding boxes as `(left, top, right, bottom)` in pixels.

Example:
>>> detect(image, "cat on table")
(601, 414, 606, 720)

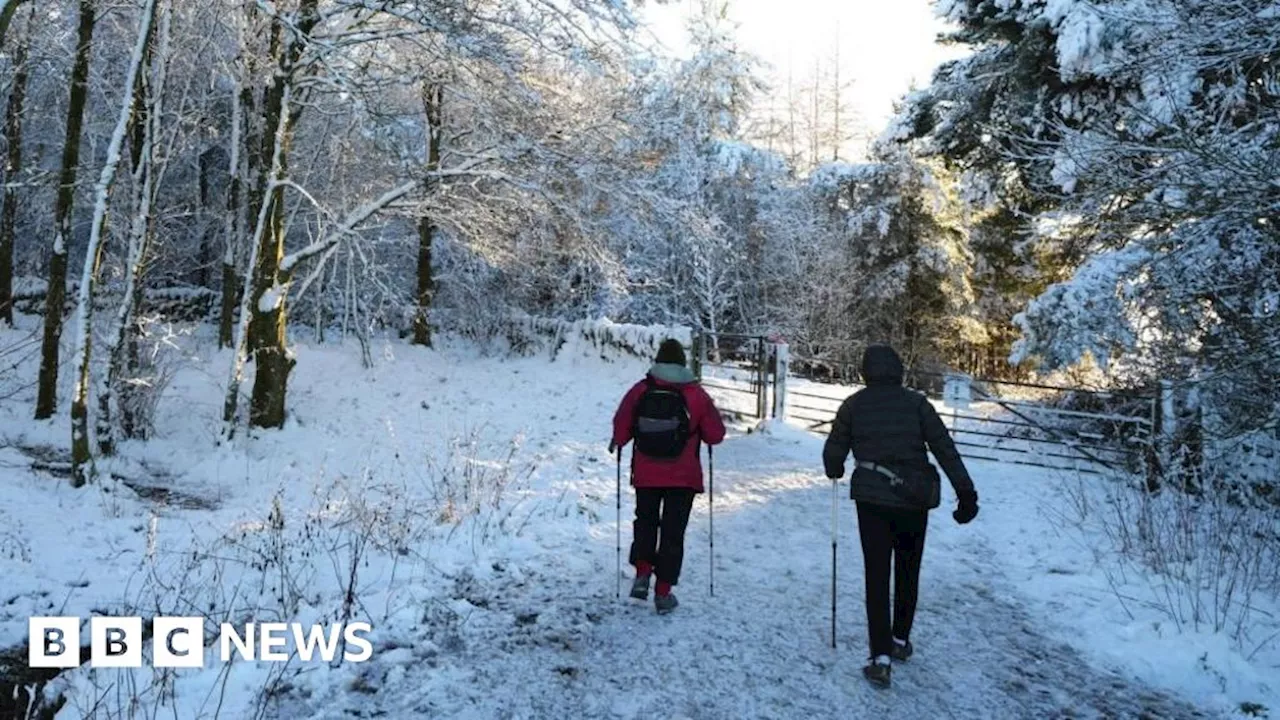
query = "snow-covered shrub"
(9, 276, 48, 314)
(141, 286, 220, 323)
(1074, 468, 1280, 648)
(424, 428, 536, 543)
(39, 429, 535, 719)
(115, 317, 189, 441)
(497, 315, 693, 364)
(1201, 430, 1280, 507)
(428, 242, 516, 348)
(0, 527, 30, 564)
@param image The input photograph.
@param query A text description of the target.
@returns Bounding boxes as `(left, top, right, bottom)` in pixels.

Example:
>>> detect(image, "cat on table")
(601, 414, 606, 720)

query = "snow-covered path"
(3, 332, 1255, 718)
(323, 428, 1212, 720)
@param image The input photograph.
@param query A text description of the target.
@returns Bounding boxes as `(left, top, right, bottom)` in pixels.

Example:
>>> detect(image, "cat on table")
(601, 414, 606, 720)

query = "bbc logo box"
(29, 617, 198, 668)
(29, 617, 373, 668)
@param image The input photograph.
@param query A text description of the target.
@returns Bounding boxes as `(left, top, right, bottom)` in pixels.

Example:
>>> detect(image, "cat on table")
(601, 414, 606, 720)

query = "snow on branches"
(905, 0, 1280, 443)
(501, 315, 693, 364)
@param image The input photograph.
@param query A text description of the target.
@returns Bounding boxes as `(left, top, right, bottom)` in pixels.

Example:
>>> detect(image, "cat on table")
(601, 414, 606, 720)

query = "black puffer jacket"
(822, 346, 977, 511)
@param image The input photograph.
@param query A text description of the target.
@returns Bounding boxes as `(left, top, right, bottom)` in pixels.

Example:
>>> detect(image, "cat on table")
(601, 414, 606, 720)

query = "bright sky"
(640, 0, 968, 135)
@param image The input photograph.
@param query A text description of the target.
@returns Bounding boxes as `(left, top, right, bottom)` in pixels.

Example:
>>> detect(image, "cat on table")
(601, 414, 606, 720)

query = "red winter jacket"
(611, 365, 726, 492)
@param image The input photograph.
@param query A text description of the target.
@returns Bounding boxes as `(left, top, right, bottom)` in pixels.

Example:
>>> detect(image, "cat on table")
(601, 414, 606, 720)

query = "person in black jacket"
(822, 344, 979, 689)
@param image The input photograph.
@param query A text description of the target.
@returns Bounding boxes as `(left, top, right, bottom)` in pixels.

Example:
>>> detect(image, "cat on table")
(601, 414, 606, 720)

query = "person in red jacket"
(610, 338, 726, 614)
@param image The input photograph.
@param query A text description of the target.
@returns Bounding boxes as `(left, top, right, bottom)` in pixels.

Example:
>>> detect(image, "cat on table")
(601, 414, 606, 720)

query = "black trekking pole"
(708, 444, 715, 597)
(616, 446, 622, 599)
(831, 473, 838, 649)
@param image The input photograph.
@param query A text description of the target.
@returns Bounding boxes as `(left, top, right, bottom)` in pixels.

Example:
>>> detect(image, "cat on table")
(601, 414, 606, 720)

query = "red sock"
(636, 561, 653, 577)
(656, 580, 672, 597)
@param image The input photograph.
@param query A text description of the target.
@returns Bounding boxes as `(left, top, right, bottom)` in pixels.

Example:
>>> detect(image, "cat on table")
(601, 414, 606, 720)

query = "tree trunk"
(219, 257, 239, 346)
(223, 0, 318, 433)
(219, 81, 250, 349)
(244, 0, 319, 429)
(35, 0, 95, 421)
(221, 13, 273, 433)
(0, 13, 29, 327)
(230, 14, 265, 356)
(99, 0, 165, 455)
(411, 82, 443, 347)
(247, 173, 292, 428)
(0, 0, 26, 49)
(221, 123, 277, 432)
(197, 148, 216, 288)
(411, 215, 434, 346)
(69, 0, 159, 486)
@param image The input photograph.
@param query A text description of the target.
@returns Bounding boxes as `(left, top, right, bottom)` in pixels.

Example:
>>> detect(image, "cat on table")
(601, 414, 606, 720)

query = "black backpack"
(632, 378, 691, 459)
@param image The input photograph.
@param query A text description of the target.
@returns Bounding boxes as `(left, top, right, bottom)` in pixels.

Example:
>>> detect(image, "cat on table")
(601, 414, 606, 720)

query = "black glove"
(826, 465, 844, 480)
(953, 492, 979, 524)
(608, 441, 618, 455)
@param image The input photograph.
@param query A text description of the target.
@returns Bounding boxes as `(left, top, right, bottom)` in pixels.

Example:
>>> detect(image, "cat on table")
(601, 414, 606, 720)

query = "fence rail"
(701, 379, 759, 396)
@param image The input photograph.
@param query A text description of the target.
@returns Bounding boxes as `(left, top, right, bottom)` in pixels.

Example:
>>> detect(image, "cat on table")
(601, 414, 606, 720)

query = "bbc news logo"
(29, 617, 374, 668)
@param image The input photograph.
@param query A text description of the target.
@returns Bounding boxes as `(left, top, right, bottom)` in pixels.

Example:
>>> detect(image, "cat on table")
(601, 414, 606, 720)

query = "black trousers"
(629, 487, 697, 585)
(855, 501, 929, 659)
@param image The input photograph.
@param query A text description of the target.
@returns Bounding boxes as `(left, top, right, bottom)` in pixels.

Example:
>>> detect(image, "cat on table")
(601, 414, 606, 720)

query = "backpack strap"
(632, 377, 656, 429)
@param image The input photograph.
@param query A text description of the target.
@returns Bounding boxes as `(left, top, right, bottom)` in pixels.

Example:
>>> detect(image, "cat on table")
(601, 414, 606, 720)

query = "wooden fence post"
(1147, 380, 1177, 492)
(772, 343, 789, 420)
(756, 338, 768, 420)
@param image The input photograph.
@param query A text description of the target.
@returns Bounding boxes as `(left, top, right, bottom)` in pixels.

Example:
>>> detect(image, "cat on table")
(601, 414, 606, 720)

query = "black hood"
(861, 345, 904, 386)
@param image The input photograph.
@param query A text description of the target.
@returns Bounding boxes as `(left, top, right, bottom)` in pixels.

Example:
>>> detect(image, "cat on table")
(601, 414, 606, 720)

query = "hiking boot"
(862, 660, 891, 689)
(630, 573, 651, 600)
(654, 592, 679, 615)
(890, 639, 913, 662)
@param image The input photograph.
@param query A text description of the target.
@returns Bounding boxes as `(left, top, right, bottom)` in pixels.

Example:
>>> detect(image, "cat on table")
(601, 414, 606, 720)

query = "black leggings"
(856, 501, 928, 659)
(629, 487, 697, 585)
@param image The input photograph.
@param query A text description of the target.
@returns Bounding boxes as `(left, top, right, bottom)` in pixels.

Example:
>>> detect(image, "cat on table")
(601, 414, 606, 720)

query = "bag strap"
(631, 378, 653, 432)
(857, 461, 903, 486)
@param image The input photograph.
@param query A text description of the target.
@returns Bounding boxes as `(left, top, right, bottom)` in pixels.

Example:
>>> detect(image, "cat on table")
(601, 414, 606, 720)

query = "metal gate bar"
(701, 379, 759, 395)
(951, 427, 1143, 457)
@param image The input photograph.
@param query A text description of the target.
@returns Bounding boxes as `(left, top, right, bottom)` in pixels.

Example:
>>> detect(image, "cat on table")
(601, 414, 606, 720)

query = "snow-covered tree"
(67, 0, 160, 486)
(804, 147, 977, 366)
(895, 0, 1280, 491)
(0, 1, 32, 327)
(34, 0, 96, 421)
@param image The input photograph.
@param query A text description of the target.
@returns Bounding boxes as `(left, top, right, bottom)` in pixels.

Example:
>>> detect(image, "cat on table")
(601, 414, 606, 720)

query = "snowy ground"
(1, 316, 1276, 719)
